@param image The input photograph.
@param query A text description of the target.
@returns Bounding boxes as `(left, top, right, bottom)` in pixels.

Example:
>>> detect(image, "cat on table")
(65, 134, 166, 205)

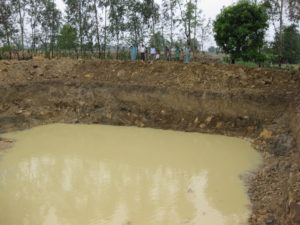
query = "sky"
(55, 0, 237, 23)
(55, 0, 274, 48)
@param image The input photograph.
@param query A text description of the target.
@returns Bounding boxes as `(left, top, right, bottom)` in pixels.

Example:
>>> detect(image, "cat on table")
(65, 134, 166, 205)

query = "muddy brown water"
(0, 124, 262, 225)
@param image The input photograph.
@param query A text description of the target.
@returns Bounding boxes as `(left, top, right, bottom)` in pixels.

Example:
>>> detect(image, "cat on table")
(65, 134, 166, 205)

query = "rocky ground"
(0, 59, 299, 225)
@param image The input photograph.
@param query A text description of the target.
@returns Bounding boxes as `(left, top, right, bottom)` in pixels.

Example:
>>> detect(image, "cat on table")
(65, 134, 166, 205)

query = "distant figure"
(140, 44, 146, 61)
(131, 45, 137, 60)
(184, 46, 191, 64)
(180, 48, 184, 61)
(155, 49, 160, 60)
(175, 48, 180, 61)
(164, 46, 171, 61)
(150, 47, 156, 61)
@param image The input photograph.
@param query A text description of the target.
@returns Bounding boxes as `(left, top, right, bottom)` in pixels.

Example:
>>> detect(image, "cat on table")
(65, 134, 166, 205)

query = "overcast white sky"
(55, 0, 274, 48)
(55, 0, 237, 21)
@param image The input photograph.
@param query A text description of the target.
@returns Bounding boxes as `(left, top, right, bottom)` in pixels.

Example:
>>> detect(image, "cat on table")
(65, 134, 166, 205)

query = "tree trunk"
(93, 0, 101, 58)
(279, 0, 284, 68)
(17, 0, 24, 58)
(187, 0, 192, 47)
(231, 58, 235, 64)
(170, 1, 174, 48)
(193, 0, 197, 51)
(116, 35, 120, 59)
(152, 0, 155, 35)
(103, 6, 107, 58)
(6, 33, 12, 60)
(50, 0, 55, 59)
(79, 0, 83, 57)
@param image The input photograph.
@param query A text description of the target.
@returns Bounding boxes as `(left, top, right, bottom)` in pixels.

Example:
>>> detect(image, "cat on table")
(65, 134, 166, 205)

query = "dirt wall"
(0, 81, 289, 136)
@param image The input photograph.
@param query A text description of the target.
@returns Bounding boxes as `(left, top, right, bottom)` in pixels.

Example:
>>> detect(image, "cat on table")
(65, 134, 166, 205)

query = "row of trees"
(0, 0, 212, 59)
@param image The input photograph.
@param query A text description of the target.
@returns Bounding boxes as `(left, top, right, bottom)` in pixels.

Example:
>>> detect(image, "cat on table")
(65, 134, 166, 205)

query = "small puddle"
(0, 124, 261, 225)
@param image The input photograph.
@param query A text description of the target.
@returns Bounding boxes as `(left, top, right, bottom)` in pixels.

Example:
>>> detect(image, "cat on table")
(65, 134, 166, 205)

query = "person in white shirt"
(155, 49, 160, 60)
(150, 47, 156, 61)
(140, 45, 146, 61)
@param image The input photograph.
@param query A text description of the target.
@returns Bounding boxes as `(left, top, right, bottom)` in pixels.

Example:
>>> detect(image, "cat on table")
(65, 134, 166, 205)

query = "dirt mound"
(0, 59, 299, 93)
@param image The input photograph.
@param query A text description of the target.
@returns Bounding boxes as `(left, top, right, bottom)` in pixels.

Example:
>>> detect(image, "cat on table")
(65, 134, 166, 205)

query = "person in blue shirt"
(184, 44, 191, 64)
(175, 47, 180, 61)
(131, 45, 137, 60)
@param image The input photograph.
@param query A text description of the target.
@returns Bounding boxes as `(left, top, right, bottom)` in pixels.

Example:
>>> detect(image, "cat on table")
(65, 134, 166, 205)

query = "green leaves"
(213, 0, 269, 63)
(57, 24, 77, 50)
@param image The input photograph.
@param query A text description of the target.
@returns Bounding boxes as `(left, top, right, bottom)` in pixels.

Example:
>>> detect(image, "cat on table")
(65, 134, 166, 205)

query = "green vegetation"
(0, 0, 299, 67)
(213, 0, 269, 64)
(0, 0, 211, 59)
(273, 24, 300, 64)
(57, 24, 77, 51)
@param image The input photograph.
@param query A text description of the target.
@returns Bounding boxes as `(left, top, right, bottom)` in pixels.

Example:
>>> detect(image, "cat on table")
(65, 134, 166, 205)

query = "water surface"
(0, 124, 261, 225)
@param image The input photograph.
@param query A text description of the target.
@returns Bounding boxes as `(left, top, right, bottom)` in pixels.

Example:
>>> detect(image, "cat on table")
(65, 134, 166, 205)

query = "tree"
(208, 46, 216, 53)
(109, 0, 126, 59)
(27, 0, 43, 52)
(198, 18, 211, 52)
(11, 0, 28, 52)
(141, 0, 160, 36)
(161, 0, 177, 47)
(149, 32, 168, 50)
(39, 0, 61, 58)
(287, 0, 300, 22)
(57, 24, 77, 51)
(177, 0, 197, 47)
(273, 24, 300, 64)
(213, 0, 269, 64)
(0, 0, 16, 59)
(64, 0, 93, 56)
(126, 0, 144, 45)
(92, 0, 101, 58)
(263, 0, 300, 66)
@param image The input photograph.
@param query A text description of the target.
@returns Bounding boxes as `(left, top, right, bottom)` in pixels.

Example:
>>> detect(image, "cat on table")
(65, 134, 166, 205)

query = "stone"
(117, 70, 126, 77)
(199, 123, 206, 129)
(216, 122, 223, 129)
(247, 126, 256, 132)
(84, 73, 94, 78)
(205, 116, 214, 124)
(260, 129, 273, 139)
(194, 117, 199, 123)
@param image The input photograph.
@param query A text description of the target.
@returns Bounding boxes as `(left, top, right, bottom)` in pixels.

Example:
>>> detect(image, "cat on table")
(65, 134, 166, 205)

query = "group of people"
(131, 45, 191, 63)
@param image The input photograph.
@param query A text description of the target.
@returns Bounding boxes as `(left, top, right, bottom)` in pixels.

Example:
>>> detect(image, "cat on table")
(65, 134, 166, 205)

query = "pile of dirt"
(0, 59, 299, 93)
(0, 59, 299, 225)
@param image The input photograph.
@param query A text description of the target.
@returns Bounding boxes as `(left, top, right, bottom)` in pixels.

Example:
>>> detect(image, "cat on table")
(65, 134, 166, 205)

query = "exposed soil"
(0, 59, 299, 225)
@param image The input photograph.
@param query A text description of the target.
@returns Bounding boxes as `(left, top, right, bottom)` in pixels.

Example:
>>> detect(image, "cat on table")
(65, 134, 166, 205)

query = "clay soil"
(0, 59, 299, 225)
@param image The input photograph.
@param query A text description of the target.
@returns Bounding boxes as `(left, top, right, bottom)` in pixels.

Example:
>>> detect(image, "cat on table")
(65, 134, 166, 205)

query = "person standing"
(184, 46, 191, 64)
(140, 44, 146, 61)
(150, 46, 156, 61)
(175, 48, 180, 61)
(164, 46, 171, 61)
(155, 49, 160, 60)
(131, 45, 137, 60)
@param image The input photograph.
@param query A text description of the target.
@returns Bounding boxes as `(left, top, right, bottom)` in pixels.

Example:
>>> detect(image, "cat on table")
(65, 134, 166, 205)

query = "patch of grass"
(236, 61, 258, 67)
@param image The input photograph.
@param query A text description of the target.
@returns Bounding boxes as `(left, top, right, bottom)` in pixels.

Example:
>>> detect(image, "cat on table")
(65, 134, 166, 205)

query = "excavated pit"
(0, 59, 299, 225)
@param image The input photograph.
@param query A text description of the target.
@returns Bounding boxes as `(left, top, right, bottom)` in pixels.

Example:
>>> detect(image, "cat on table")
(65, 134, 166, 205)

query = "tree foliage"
(57, 24, 77, 51)
(213, 0, 269, 63)
(273, 24, 300, 64)
(1, 0, 298, 63)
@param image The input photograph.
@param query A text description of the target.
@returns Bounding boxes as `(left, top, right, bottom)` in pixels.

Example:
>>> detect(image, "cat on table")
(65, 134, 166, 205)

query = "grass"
(236, 61, 258, 67)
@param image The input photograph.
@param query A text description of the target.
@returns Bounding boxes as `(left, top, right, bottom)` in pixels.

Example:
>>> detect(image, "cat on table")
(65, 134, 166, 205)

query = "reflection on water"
(0, 124, 261, 225)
